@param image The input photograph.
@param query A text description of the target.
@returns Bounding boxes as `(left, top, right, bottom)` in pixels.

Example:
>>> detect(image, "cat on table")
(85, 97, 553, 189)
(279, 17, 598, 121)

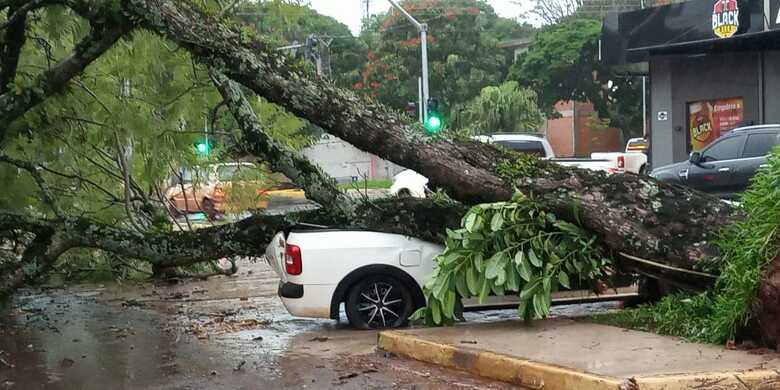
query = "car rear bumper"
(277, 282, 336, 319)
(278, 281, 303, 298)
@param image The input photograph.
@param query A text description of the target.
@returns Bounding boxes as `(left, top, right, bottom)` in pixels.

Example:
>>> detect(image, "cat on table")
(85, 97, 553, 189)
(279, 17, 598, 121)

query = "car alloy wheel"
(346, 276, 413, 330)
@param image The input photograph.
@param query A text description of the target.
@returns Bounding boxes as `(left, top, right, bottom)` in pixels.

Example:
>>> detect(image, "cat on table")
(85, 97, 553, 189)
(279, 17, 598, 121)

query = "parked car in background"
(165, 162, 305, 220)
(474, 133, 647, 174)
(266, 227, 639, 329)
(391, 134, 647, 197)
(625, 137, 649, 154)
(389, 170, 429, 198)
(650, 125, 780, 199)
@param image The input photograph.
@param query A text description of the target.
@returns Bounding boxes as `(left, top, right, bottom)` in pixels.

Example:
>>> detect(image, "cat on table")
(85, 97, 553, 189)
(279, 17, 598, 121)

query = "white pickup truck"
(475, 133, 647, 174)
(390, 134, 648, 197)
(266, 225, 639, 329)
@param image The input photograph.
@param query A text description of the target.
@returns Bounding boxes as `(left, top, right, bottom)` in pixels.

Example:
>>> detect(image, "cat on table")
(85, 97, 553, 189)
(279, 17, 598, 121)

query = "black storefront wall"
(602, 0, 780, 167)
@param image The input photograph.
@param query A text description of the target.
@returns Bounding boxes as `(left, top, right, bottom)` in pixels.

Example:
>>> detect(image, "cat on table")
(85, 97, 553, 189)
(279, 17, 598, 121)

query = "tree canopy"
(355, 0, 533, 115)
(507, 18, 643, 138)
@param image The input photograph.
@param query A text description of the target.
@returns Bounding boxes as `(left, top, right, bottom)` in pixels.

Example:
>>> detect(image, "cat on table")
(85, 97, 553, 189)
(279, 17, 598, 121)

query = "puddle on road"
(0, 263, 349, 389)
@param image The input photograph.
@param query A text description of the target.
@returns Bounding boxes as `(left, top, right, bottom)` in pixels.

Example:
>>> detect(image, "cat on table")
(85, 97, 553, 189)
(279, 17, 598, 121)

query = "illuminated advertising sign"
(712, 0, 740, 38)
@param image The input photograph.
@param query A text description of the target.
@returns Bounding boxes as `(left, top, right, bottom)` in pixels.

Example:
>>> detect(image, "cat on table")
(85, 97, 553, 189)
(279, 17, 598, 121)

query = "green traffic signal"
(424, 115, 442, 134)
(195, 140, 210, 155)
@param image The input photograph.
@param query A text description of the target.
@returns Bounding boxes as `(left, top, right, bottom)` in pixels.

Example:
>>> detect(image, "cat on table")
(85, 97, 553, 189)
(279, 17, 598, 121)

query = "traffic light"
(194, 139, 210, 156)
(424, 98, 443, 134)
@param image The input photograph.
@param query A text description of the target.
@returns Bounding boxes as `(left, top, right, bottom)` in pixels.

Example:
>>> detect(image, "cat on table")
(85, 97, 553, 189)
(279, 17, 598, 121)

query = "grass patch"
(590, 294, 714, 340)
(338, 179, 392, 190)
(590, 147, 780, 344)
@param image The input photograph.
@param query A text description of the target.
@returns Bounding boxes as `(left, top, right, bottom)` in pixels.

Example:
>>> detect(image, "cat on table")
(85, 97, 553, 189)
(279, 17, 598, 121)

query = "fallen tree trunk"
(756, 238, 780, 347)
(1, 0, 731, 276)
(0, 197, 464, 297)
(103, 0, 740, 273)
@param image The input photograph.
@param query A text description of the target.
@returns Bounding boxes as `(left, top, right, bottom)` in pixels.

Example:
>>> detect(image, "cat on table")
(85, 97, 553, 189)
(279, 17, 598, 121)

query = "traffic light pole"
(387, 0, 429, 122)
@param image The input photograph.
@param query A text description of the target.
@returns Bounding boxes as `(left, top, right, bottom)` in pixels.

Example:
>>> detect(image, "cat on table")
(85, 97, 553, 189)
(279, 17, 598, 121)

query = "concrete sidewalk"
(378, 319, 780, 389)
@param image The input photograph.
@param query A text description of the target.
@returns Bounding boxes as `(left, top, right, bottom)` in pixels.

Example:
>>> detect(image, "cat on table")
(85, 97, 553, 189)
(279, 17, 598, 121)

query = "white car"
(266, 229, 439, 329)
(265, 227, 639, 329)
(388, 170, 429, 198)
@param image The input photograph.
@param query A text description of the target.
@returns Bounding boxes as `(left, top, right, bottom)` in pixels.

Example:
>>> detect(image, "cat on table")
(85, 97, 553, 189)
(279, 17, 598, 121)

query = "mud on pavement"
(0, 259, 515, 390)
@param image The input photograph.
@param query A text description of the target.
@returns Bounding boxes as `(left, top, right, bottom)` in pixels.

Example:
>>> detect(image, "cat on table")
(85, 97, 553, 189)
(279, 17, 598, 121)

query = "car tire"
(345, 275, 414, 330)
(396, 188, 411, 198)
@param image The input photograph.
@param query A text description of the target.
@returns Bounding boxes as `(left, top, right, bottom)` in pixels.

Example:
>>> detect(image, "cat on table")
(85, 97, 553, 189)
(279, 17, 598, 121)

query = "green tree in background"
(451, 81, 545, 135)
(507, 18, 643, 138)
(356, 0, 533, 116)
(235, 0, 368, 89)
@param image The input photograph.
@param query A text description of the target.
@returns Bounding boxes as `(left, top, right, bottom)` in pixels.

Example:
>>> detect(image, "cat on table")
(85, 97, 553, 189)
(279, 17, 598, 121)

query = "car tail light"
(617, 155, 625, 169)
(285, 244, 302, 275)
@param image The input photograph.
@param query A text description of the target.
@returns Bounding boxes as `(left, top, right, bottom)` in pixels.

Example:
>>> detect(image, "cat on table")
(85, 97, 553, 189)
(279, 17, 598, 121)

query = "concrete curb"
(377, 331, 780, 390)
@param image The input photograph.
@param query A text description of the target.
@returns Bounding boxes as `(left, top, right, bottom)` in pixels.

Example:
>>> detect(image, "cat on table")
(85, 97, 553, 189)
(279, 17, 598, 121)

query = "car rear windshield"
(494, 140, 546, 157)
(742, 132, 780, 158)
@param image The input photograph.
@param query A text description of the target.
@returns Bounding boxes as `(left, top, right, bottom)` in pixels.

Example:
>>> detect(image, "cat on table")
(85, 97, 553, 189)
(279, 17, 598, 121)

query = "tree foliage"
(450, 81, 545, 135)
(356, 0, 533, 115)
(412, 192, 610, 325)
(507, 18, 643, 138)
(234, 0, 368, 89)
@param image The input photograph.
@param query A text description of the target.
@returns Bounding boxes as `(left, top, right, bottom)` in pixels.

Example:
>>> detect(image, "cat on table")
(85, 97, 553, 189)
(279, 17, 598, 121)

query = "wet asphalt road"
(0, 259, 619, 390)
(0, 260, 530, 390)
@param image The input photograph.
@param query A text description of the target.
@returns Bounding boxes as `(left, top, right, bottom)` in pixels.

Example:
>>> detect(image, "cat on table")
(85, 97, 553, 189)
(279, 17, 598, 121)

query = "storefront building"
(602, 0, 780, 167)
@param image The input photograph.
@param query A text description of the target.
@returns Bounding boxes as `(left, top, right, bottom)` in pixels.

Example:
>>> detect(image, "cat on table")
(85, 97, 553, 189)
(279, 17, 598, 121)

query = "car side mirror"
(689, 151, 702, 165)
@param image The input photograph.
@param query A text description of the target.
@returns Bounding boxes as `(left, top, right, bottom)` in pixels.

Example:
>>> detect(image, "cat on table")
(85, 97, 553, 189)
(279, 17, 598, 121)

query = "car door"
(686, 133, 746, 196)
(735, 131, 780, 191)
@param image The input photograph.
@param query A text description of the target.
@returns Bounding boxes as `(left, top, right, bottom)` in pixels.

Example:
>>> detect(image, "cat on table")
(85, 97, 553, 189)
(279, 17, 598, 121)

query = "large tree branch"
(105, 0, 512, 205)
(0, 19, 131, 140)
(208, 69, 354, 217)
(0, 2, 30, 94)
(0, 154, 64, 217)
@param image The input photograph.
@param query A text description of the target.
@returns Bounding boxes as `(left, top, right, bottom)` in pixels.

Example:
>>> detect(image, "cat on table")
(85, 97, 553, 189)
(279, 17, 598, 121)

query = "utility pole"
(640, 0, 647, 138)
(362, 0, 370, 21)
(276, 34, 333, 79)
(387, 0, 429, 122)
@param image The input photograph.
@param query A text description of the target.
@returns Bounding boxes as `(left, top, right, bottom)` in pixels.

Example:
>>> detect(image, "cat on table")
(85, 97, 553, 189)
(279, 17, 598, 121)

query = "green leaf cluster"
(450, 81, 545, 135)
(411, 194, 610, 325)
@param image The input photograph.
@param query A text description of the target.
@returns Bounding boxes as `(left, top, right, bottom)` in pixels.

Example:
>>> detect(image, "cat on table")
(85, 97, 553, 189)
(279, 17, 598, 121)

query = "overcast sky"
(307, 0, 534, 35)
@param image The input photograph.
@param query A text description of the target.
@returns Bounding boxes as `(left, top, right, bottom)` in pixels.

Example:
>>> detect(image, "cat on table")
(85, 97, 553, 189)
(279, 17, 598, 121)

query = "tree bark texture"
(754, 236, 780, 347)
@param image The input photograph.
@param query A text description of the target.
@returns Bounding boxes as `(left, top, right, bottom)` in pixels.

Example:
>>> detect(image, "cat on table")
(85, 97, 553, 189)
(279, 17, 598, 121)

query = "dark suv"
(650, 125, 780, 198)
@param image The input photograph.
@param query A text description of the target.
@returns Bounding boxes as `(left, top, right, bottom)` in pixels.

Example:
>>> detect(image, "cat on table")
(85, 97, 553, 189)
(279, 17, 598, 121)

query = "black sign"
(771, 0, 780, 29)
(619, 0, 763, 50)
